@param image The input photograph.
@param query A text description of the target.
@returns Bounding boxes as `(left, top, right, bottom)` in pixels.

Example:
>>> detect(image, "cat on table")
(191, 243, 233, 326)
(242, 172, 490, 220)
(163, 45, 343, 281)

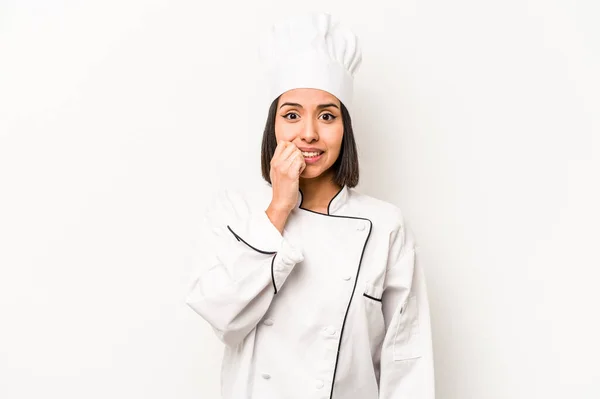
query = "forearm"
(265, 203, 292, 235)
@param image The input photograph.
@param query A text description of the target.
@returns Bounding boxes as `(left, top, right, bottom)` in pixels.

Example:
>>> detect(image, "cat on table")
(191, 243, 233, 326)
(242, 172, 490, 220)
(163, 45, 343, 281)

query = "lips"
(301, 151, 323, 158)
(298, 146, 324, 152)
(302, 152, 324, 164)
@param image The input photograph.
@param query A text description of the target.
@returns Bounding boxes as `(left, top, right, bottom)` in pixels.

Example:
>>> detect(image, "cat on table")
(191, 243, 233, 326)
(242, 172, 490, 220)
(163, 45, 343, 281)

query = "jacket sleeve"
(378, 219, 435, 399)
(185, 188, 304, 347)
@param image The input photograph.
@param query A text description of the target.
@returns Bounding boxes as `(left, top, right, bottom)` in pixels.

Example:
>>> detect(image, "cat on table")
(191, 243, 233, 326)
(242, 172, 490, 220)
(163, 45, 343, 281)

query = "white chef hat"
(258, 13, 362, 112)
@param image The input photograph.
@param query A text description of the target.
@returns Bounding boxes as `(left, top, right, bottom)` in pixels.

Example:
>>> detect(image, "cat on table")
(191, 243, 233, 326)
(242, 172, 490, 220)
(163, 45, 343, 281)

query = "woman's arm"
(378, 221, 435, 399)
(185, 188, 303, 347)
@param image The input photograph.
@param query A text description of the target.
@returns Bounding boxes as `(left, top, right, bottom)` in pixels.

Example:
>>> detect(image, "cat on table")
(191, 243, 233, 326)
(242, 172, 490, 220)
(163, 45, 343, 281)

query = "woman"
(186, 13, 435, 399)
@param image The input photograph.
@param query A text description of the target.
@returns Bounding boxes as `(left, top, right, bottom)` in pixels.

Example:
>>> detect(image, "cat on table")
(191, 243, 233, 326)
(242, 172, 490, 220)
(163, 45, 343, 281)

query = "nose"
(299, 117, 319, 142)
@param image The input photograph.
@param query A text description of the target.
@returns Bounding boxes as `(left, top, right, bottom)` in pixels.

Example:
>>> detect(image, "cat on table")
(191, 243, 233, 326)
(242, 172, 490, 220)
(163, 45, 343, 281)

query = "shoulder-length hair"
(260, 95, 360, 188)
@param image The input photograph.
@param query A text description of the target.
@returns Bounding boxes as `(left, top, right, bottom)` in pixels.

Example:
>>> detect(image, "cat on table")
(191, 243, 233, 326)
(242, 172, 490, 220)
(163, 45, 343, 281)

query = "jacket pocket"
(362, 282, 385, 344)
(363, 281, 383, 303)
(392, 294, 422, 361)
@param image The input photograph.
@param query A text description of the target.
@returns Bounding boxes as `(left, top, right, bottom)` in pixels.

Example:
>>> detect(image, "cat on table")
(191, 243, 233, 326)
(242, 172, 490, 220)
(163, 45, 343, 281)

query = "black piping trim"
(226, 225, 276, 255)
(363, 293, 382, 302)
(227, 225, 279, 295)
(298, 185, 345, 216)
(326, 186, 344, 215)
(327, 218, 371, 399)
(268, 183, 373, 397)
(270, 255, 278, 294)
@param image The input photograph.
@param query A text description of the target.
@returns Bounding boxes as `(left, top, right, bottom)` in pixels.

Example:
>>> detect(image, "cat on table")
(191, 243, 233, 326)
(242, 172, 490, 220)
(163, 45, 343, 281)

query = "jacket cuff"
(228, 209, 303, 294)
(227, 208, 304, 264)
(271, 236, 303, 293)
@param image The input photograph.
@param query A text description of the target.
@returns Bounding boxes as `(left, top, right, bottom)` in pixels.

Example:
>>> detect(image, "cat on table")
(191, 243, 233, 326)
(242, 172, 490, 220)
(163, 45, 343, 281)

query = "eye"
(319, 113, 337, 121)
(282, 112, 299, 120)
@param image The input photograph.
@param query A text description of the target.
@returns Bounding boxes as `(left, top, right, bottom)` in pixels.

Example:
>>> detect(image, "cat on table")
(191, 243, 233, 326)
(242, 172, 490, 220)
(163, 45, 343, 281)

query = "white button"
(323, 326, 336, 335)
(343, 275, 352, 281)
(315, 379, 324, 389)
(263, 319, 274, 326)
(261, 373, 271, 380)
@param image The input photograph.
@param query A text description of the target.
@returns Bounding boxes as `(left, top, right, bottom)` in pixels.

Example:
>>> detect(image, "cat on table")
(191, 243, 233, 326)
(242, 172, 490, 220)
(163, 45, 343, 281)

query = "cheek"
(326, 126, 344, 154)
(274, 119, 295, 141)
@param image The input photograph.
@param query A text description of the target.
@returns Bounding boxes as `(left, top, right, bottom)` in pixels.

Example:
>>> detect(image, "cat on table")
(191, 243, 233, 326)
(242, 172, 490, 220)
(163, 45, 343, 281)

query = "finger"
(284, 151, 304, 175)
(292, 155, 306, 177)
(289, 145, 306, 169)
(299, 155, 307, 174)
(275, 140, 295, 161)
(272, 140, 288, 161)
(285, 143, 304, 160)
(279, 142, 298, 163)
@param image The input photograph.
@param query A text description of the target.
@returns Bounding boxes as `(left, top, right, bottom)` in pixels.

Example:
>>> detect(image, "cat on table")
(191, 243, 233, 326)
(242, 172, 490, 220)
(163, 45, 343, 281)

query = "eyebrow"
(279, 102, 340, 110)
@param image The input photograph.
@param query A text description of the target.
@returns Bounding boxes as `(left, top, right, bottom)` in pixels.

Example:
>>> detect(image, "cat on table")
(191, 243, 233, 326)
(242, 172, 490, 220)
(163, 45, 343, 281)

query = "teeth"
(302, 151, 322, 157)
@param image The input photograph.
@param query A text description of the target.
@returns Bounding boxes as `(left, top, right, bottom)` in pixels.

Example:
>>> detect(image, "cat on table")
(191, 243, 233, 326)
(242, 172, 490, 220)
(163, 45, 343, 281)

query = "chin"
(300, 169, 320, 179)
(300, 167, 330, 180)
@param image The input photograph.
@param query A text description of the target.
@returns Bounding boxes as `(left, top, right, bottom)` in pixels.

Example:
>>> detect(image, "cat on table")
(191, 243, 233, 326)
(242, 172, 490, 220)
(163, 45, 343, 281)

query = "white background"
(1, 1, 599, 398)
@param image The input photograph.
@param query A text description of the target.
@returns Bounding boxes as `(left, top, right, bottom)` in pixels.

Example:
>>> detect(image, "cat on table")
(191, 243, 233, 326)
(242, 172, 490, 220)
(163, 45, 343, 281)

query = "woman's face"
(275, 88, 344, 180)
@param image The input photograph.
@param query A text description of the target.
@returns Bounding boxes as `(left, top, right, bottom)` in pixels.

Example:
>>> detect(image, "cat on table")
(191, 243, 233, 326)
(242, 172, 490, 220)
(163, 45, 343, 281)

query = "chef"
(186, 12, 435, 399)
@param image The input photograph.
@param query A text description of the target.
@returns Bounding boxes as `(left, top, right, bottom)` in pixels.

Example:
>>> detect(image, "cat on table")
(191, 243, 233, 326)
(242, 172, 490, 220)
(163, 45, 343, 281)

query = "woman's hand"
(269, 140, 306, 212)
(266, 141, 306, 233)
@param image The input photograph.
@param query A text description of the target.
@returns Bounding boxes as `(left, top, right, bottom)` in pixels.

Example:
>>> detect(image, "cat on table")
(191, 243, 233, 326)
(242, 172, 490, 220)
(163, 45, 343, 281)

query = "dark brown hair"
(260, 95, 360, 188)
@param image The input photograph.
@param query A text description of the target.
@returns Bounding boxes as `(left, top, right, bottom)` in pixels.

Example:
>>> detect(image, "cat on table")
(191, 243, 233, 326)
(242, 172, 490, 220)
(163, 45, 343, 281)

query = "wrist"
(267, 202, 293, 215)
(266, 203, 291, 235)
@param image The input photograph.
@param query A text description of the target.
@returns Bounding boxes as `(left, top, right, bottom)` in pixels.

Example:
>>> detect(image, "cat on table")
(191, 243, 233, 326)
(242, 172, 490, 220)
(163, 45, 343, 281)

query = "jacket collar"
(297, 184, 349, 215)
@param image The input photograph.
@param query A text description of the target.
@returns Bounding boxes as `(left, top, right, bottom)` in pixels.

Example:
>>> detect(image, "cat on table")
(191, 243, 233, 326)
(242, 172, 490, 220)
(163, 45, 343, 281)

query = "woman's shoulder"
(206, 180, 272, 215)
(347, 188, 418, 249)
(347, 187, 407, 230)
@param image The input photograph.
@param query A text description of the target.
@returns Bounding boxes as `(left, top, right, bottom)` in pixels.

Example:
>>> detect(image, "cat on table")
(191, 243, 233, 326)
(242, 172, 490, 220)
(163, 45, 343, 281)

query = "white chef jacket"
(185, 181, 435, 399)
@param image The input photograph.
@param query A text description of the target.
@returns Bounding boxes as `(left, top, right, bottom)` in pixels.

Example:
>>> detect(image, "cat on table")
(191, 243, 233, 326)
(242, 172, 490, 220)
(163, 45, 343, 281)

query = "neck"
(299, 171, 342, 213)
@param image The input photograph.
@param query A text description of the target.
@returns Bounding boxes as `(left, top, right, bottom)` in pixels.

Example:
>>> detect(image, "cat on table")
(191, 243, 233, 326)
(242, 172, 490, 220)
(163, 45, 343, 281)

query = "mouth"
(301, 151, 324, 164)
(301, 151, 324, 159)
